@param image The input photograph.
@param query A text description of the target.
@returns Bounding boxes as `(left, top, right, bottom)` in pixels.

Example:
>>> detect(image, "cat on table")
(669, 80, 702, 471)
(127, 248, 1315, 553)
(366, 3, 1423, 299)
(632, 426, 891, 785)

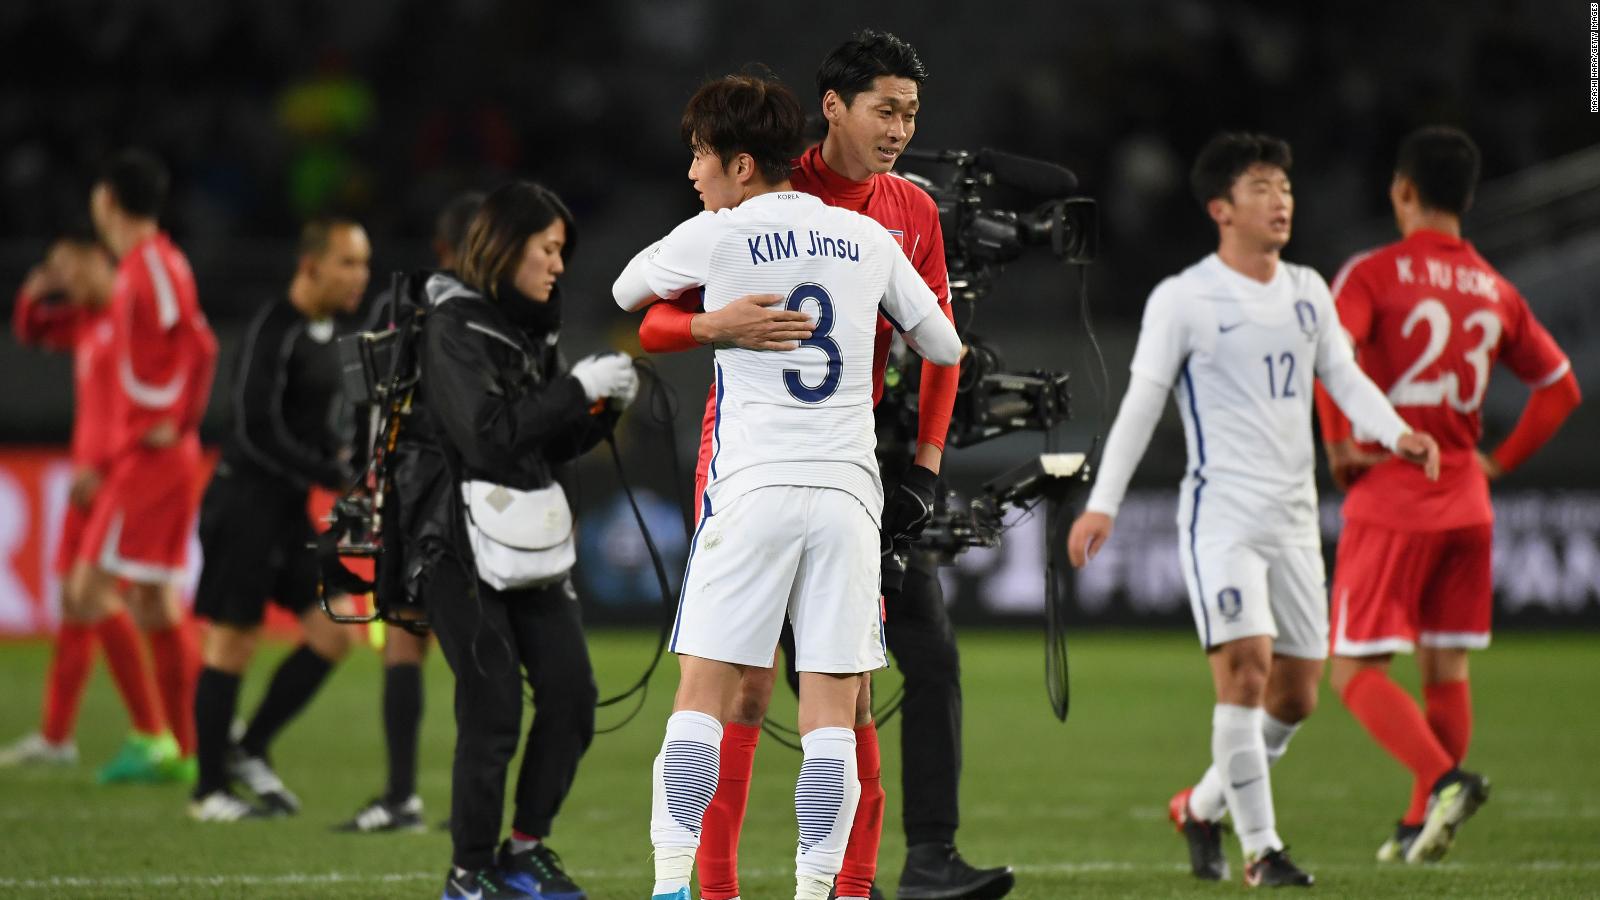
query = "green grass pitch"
(1, 630, 1596, 898)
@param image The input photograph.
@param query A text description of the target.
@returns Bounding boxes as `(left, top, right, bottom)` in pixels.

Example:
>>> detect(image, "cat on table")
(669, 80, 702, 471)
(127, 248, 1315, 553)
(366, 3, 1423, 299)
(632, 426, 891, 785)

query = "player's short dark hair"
(97, 148, 169, 219)
(1190, 132, 1293, 207)
(298, 216, 363, 259)
(680, 71, 805, 185)
(1395, 126, 1480, 216)
(435, 191, 486, 258)
(815, 29, 927, 106)
(459, 181, 577, 298)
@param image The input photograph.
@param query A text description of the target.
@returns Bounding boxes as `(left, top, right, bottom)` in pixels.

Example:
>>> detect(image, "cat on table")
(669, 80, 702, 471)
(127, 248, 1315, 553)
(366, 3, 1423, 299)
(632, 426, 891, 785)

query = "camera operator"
(405, 181, 636, 900)
(638, 30, 1013, 900)
(337, 189, 484, 835)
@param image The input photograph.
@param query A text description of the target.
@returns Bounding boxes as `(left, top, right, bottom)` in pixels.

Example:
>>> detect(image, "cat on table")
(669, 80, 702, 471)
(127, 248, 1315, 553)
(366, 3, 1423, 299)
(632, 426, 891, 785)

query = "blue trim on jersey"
(709, 362, 725, 485)
(879, 306, 907, 335)
(1180, 360, 1211, 648)
(670, 513, 712, 653)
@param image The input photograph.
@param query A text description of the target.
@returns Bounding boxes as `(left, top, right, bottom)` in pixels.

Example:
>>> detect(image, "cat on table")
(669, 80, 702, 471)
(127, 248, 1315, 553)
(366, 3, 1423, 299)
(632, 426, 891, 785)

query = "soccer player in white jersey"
(613, 73, 961, 900)
(1066, 133, 1441, 887)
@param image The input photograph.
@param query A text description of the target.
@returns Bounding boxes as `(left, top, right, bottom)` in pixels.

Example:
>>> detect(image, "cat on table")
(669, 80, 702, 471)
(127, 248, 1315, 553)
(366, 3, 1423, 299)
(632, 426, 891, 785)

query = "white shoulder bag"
(460, 480, 576, 590)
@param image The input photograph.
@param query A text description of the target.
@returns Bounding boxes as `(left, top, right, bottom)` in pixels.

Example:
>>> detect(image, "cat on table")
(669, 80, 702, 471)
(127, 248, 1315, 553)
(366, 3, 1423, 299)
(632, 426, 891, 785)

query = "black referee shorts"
(194, 463, 320, 628)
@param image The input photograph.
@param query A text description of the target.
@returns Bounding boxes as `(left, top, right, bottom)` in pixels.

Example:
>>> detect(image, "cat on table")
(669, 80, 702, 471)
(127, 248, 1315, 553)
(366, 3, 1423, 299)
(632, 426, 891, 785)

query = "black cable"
(595, 361, 684, 733)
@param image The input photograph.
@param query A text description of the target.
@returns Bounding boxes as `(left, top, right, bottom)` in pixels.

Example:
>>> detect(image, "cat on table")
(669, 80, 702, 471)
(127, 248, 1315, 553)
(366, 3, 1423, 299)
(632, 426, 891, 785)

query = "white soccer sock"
(794, 726, 860, 897)
(1212, 704, 1282, 856)
(1190, 712, 1300, 823)
(650, 710, 723, 893)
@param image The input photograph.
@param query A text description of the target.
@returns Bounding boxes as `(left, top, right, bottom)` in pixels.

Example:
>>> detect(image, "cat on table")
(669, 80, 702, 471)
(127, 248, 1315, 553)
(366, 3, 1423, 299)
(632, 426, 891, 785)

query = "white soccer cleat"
(0, 732, 78, 767)
(188, 790, 267, 822)
(226, 749, 301, 815)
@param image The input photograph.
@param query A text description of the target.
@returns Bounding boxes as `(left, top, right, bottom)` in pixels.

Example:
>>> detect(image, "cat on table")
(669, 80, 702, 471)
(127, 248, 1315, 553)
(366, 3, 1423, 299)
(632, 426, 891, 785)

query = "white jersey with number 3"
(625, 191, 943, 523)
(1130, 254, 1407, 546)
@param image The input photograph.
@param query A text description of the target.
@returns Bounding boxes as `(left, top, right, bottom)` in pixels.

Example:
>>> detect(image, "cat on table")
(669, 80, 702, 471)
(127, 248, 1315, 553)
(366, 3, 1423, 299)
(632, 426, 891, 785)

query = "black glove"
(882, 464, 940, 545)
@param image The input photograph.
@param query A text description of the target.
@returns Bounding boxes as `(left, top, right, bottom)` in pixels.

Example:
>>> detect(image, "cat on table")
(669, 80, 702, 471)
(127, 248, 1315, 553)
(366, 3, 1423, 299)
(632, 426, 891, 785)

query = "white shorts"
(1178, 535, 1328, 659)
(671, 485, 887, 674)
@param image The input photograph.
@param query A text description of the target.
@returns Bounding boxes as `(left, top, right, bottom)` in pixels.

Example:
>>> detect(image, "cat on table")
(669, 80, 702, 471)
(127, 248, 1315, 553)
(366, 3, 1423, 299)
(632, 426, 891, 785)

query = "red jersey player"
(638, 32, 1010, 900)
(78, 150, 219, 776)
(0, 231, 171, 781)
(1316, 127, 1581, 864)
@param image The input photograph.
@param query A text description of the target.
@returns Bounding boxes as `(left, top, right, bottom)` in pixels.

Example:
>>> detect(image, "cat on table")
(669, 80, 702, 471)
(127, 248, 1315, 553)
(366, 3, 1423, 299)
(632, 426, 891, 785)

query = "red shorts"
(53, 502, 90, 576)
(1330, 520, 1493, 656)
(79, 441, 204, 585)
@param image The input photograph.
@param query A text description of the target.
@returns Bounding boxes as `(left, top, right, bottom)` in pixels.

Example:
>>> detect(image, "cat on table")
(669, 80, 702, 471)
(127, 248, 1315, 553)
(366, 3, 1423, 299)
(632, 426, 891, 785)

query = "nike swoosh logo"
(1218, 321, 1245, 333)
(1231, 776, 1264, 790)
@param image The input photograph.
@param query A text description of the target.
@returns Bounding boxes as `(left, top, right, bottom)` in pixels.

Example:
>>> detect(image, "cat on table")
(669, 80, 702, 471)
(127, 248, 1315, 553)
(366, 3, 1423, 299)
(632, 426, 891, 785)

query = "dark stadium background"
(2, 0, 1595, 632)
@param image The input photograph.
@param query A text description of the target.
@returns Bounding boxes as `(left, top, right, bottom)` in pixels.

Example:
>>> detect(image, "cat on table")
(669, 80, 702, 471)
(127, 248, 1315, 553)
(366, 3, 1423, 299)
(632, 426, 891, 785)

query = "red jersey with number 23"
(1328, 229, 1569, 530)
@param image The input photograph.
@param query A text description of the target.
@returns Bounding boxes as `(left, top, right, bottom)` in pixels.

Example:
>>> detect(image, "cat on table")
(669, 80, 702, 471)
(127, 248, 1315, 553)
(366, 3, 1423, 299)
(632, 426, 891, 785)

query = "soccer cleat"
(161, 754, 198, 785)
(0, 732, 77, 767)
(1243, 846, 1313, 887)
(1168, 787, 1230, 881)
(96, 732, 180, 784)
(897, 842, 1015, 900)
(498, 839, 586, 899)
(188, 789, 269, 822)
(1375, 822, 1422, 862)
(227, 748, 300, 815)
(649, 888, 689, 900)
(335, 794, 426, 833)
(441, 867, 534, 900)
(1406, 769, 1490, 864)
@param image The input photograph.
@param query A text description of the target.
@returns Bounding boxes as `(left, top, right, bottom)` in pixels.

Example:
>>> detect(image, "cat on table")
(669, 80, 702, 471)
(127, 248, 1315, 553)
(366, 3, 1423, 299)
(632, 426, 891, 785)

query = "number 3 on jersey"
(782, 282, 842, 403)
(1389, 298, 1502, 413)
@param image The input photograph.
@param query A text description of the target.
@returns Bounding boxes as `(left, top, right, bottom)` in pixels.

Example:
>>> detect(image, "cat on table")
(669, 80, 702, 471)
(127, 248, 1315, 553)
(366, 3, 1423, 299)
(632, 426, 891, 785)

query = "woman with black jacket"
(398, 181, 637, 900)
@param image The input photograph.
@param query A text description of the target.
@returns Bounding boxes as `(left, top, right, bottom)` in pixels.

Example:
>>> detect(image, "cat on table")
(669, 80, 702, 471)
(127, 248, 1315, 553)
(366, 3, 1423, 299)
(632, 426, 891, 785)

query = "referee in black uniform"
(188, 217, 371, 822)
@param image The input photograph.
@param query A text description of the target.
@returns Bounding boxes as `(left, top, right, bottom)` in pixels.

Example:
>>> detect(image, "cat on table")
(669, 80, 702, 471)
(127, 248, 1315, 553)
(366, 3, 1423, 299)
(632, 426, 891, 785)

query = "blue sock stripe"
(795, 757, 847, 852)
(663, 740, 719, 836)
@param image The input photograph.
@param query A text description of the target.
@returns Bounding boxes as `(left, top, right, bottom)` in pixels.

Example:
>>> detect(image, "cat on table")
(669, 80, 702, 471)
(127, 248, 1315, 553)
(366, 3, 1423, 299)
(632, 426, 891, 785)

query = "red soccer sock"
(41, 623, 96, 745)
(696, 722, 761, 900)
(95, 611, 164, 737)
(1342, 668, 1455, 826)
(836, 722, 885, 898)
(146, 624, 200, 756)
(1424, 679, 1472, 764)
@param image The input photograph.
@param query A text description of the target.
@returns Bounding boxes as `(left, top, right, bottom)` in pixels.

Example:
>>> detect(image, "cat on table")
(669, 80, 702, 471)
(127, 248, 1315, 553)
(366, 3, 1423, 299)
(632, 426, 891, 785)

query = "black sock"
(238, 644, 335, 759)
(194, 667, 241, 798)
(383, 663, 424, 802)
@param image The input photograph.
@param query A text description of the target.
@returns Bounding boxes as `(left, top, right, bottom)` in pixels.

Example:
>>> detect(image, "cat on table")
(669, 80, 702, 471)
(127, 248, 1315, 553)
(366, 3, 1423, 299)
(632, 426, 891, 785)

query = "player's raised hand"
(1067, 510, 1114, 568)
(1395, 430, 1441, 481)
(691, 293, 814, 350)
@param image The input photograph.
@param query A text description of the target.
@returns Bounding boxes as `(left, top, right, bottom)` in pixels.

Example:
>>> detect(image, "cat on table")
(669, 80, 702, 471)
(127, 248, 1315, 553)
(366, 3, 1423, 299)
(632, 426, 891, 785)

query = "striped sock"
(651, 711, 722, 894)
(795, 726, 860, 892)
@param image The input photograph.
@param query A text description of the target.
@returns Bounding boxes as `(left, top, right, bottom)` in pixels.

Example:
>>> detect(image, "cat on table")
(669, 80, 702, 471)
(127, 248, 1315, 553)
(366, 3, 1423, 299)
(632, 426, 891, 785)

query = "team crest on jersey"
(1216, 587, 1243, 622)
(886, 228, 906, 250)
(1294, 300, 1317, 341)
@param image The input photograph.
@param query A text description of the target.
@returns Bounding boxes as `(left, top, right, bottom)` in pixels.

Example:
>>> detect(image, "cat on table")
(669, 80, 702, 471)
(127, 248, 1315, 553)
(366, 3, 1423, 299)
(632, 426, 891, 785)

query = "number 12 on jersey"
(782, 282, 842, 403)
(1263, 351, 1297, 399)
